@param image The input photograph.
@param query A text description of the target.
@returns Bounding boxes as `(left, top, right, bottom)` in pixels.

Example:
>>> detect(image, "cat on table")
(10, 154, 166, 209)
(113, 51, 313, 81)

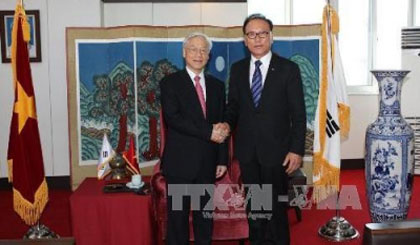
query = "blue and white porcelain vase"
(365, 70, 414, 222)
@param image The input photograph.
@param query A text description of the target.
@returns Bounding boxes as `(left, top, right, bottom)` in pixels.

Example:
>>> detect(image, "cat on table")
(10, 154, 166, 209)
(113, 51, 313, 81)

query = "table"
(70, 177, 155, 245)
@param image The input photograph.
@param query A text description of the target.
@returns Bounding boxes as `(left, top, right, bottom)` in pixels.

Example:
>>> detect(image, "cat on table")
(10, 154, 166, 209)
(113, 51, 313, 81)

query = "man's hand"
(219, 122, 230, 136)
(215, 165, 227, 178)
(210, 123, 230, 143)
(282, 152, 303, 175)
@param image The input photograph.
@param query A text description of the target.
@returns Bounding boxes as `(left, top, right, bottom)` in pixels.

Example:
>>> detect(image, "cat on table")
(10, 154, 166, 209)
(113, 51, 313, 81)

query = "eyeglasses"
(245, 31, 270, 39)
(186, 47, 209, 55)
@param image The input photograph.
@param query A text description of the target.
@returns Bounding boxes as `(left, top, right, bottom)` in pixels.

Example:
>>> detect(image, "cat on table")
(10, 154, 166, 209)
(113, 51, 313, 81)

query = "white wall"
(0, 1, 399, 177)
(341, 95, 379, 159)
(103, 2, 247, 27)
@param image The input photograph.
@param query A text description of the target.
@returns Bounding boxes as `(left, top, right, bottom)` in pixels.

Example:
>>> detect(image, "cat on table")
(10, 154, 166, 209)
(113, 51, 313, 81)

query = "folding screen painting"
(77, 41, 135, 165)
(67, 25, 321, 189)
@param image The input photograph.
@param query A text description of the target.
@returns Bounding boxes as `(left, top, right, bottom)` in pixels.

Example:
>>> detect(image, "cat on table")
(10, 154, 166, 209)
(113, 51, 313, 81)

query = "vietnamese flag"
(7, 3, 48, 226)
(123, 135, 140, 175)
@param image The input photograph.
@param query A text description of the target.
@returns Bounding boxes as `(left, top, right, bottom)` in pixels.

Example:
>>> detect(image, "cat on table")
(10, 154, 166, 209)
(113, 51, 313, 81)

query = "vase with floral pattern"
(365, 70, 414, 222)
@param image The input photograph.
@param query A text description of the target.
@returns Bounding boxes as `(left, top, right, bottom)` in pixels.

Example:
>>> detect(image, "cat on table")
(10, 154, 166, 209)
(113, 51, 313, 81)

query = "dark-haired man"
(222, 14, 306, 244)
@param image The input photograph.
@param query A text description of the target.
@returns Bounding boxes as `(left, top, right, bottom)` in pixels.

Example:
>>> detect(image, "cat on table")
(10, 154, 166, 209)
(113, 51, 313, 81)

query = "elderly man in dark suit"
(222, 14, 306, 245)
(160, 32, 228, 245)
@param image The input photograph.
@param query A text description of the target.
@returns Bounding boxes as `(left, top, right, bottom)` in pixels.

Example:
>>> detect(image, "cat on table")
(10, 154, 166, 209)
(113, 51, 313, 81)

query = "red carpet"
(1, 170, 419, 244)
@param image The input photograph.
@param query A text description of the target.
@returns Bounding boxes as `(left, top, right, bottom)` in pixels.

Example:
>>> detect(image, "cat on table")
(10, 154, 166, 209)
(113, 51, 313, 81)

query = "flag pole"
(11, 0, 58, 239)
(317, 1, 359, 242)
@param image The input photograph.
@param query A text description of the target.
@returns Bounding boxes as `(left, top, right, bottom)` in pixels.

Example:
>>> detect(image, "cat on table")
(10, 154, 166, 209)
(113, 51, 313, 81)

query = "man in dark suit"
(222, 14, 306, 244)
(160, 32, 228, 245)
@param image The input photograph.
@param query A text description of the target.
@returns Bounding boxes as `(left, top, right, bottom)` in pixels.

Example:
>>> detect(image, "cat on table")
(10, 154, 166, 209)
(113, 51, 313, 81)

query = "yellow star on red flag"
(14, 81, 37, 133)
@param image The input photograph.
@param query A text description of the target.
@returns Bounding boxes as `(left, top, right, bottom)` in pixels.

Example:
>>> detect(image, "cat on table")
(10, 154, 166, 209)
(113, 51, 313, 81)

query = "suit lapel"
(259, 55, 277, 107)
(258, 54, 284, 109)
(205, 75, 214, 121)
(240, 58, 255, 108)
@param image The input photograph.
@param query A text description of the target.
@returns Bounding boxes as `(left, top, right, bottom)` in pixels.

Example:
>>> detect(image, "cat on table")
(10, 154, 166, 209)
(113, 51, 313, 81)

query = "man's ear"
(182, 48, 186, 58)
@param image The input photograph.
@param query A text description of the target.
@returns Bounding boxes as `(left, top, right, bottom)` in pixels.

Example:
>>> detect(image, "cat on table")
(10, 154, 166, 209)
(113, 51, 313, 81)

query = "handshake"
(211, 122, 230, 144)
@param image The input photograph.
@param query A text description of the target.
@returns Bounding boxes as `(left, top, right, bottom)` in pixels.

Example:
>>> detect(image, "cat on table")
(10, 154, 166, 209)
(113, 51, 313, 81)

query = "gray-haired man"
(160, 32, 228, 244)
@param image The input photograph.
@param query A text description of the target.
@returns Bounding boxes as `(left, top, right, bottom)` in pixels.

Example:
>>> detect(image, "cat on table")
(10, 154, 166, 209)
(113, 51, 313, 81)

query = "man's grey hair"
(182, 32, 213, 52)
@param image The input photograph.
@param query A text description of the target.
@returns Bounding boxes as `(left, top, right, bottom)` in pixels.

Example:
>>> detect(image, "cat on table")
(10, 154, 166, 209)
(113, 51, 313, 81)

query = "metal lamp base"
(318, 216, 359, 242)
(24, 223, 59, 239)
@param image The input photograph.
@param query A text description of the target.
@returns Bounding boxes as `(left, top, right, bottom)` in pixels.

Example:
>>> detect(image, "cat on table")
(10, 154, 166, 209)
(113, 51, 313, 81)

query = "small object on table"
(134, 182, 151, 195)
(109, 153, 128, 180)
(103, 181, 150, 195)
(103, 182, 132, 193)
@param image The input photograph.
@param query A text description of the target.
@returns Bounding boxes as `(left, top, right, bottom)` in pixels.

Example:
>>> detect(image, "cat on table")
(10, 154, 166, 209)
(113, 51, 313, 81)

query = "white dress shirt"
(249, 51, 272, 88)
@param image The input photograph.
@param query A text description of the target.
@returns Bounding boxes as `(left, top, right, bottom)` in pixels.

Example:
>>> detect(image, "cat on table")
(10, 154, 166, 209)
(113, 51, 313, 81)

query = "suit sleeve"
(224, 64, 240, 130)
(160, 76, 212, 141)
(218, 84, 228, 166)
(287, 64, 307, 156)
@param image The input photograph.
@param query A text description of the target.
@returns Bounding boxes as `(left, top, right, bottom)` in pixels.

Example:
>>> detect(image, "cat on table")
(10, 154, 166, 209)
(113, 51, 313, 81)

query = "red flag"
(7, 3, 48, 226)
(123, 135, 140, 174)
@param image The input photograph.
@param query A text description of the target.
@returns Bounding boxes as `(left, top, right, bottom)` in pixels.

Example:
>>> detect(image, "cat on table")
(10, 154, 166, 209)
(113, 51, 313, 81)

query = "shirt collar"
(251, 51, 272, 67)
(186, 67, 204, 82)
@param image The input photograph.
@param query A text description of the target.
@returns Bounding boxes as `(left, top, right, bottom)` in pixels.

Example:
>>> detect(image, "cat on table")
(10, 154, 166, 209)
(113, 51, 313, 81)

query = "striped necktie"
(251, 60, 262, 107)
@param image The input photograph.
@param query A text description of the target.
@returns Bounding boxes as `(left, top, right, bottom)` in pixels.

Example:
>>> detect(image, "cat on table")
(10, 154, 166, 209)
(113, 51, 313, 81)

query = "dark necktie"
(251, 60, 262, 107)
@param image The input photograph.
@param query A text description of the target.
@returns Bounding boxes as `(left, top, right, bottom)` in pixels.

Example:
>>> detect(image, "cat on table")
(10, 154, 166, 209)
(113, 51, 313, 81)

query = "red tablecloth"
(70, 177, 155, 245)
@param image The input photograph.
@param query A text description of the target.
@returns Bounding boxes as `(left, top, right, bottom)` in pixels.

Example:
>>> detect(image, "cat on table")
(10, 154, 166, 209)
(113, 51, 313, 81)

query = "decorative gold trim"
(13, 179, 48, 226)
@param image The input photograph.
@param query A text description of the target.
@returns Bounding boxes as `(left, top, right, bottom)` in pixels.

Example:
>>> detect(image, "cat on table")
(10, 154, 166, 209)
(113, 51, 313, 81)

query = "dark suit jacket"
(225, 53, 306, 166)
(160, 69, 228, 180)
